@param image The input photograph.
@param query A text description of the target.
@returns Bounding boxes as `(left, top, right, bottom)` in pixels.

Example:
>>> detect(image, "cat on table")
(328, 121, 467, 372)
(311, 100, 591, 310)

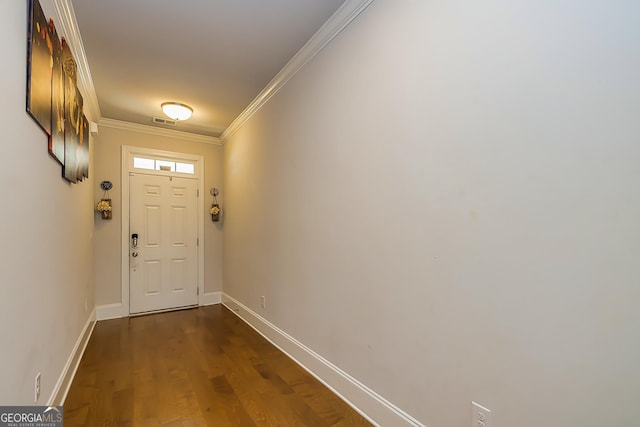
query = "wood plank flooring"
(64, 305, 372, 427)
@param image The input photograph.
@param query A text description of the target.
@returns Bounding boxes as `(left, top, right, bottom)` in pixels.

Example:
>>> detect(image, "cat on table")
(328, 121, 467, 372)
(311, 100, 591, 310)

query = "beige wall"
(0, 1, 95, 404)
(223, 1, 640, 426)
(93, 125, 223, 306)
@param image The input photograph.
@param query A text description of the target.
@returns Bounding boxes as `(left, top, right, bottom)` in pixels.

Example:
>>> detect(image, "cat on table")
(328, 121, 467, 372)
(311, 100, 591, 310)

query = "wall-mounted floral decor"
(210, 188, 221, 222)
(96, 181, 113, 220)
(210, 204, 220, 222)
(96, 199, 112, 220)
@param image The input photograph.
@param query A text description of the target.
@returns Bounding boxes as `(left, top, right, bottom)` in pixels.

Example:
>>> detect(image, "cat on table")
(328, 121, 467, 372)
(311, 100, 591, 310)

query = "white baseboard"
(221, 293, 425, 427)
(96, 303, 124, 320)
(49, 308, 96, 405)
(201, 291, 222, 306)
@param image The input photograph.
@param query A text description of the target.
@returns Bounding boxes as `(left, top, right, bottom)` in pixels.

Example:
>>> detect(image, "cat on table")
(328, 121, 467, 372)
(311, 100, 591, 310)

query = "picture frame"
(26, 0, 52, 134)
(26, 0, 89, 183)
(49, 19, 65, 165)
(63, 86, 82, 183)
(62, 38, 81, 183)
(79, 114, 90, 179)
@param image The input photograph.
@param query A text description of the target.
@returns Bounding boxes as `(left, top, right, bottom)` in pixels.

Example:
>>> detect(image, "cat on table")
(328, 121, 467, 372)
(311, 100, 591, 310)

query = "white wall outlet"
(35, 372, 41, 403)
(261, 296, 266, 309)
(472, 401, 491, 427)
(84, 298, 88, 313)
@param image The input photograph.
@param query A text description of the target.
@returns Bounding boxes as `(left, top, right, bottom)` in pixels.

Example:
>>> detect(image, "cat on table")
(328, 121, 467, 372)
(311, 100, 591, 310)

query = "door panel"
(145, 205, 161, 246)
(130, 173, 198, 314)
(144, 261, 161, 295)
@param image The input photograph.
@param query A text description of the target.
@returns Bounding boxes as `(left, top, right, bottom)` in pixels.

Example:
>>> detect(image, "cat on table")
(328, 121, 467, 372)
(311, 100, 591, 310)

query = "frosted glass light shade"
(161, 102, 193, 121)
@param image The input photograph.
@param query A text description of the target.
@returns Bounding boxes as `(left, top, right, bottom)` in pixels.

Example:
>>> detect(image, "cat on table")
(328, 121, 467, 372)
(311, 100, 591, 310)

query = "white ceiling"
(67, 0, 347, 138)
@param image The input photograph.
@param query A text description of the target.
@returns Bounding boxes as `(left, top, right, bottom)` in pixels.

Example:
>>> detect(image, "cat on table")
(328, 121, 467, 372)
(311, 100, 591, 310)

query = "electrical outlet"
(261, 296, 266, 309)
(35, 373, 41, 403)
(84, 298, 88, 313)
(472, 402, 491, 427)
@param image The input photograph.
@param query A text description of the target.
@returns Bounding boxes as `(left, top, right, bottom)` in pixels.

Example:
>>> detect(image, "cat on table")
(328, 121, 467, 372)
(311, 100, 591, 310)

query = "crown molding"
(99, 118, 222, 145)
(48, 0, 374, 142)
(50, 0, 102, 123)
(219, 0, 375, 143)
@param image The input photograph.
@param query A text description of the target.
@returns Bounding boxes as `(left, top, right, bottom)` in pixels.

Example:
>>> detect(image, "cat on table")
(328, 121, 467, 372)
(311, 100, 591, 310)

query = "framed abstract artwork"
(62, 38, 80, 183)
(79, 114, 90, 179)
(49, 19, 65, 165)
(63, 86, 82, 183)
(27, 0, 90, 183)
(26, 0, 52, 134)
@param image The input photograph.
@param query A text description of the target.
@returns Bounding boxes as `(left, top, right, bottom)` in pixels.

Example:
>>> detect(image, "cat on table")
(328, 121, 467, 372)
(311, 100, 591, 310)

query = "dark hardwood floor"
(64, 304, 372, 426)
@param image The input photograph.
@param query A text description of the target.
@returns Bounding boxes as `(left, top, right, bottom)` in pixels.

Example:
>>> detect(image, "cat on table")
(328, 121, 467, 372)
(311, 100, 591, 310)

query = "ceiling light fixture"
(161, 102, 193, 121)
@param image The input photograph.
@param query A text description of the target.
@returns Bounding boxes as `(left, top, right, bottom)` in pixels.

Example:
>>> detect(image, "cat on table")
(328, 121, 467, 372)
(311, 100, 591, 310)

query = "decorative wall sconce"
(210, 188, 221, 222)
(96, 180, 113, 220)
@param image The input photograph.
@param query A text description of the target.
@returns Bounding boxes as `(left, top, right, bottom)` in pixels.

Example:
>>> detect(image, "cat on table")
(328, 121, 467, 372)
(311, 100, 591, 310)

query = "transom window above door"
(133, 156, 195, 174)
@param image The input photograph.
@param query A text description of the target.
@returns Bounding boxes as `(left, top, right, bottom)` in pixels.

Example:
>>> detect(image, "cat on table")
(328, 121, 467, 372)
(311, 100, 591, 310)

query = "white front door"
(129, 173, 198, 314)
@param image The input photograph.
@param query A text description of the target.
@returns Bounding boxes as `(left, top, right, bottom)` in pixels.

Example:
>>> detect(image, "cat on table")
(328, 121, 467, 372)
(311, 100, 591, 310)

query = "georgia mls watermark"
(0, 406, 63, 427)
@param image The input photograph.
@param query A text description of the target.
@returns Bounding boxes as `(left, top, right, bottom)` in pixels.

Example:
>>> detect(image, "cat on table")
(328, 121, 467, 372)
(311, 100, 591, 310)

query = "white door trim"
(121, 145, 205, 316)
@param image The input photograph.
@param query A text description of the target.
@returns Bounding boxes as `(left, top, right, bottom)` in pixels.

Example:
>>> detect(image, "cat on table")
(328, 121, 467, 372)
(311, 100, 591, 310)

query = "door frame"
(121, 145, 205, 316)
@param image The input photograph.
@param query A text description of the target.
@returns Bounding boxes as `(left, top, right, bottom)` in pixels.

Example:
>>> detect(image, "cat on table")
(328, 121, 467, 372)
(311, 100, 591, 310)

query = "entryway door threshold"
(128, 304, 198, 318)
